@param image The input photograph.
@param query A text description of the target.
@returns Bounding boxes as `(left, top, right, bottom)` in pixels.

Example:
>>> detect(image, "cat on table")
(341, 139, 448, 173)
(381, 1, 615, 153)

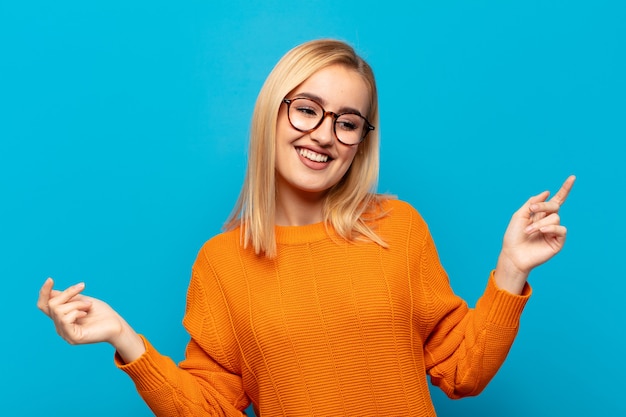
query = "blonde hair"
(226, 39, 388, 257)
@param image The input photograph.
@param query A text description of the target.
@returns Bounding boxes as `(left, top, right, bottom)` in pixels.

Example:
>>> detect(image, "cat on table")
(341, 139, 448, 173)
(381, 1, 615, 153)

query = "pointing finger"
(48, 282, 86, 310)
(550, 175, 576, 206)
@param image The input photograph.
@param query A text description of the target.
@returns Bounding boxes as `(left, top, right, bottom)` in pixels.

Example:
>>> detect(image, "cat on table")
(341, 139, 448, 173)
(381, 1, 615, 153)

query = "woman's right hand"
(37, 278, 146, 363)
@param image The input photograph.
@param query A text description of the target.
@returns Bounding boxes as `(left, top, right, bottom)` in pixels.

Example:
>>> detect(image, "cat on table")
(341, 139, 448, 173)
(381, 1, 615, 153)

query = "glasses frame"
(282, 98, 375, 146)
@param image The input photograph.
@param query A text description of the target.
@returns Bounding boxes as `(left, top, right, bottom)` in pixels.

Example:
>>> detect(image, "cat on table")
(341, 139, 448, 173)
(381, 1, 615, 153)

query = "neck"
(275, 183, 327, 226)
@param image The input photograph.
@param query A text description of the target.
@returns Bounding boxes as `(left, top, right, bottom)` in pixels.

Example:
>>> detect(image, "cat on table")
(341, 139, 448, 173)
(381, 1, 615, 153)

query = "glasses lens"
(288, 98, 323, 131)
(335, 114, 366, 145)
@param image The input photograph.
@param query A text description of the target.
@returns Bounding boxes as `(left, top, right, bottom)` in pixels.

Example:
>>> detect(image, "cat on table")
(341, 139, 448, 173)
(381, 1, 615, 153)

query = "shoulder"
(372, 197, 431, 246)
(194, 228, 244, 267)
(381, 197, 415, 213)
(380, 198, 427, 227)
(203, 227, 241, 249)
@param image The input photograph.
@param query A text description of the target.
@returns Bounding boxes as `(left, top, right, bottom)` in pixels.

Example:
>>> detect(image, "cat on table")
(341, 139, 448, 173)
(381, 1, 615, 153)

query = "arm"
(418, 234, 530, 399)
(419, 176, 575, 397)
(37, 278, 248, 416)
(115, 263, 251, 416)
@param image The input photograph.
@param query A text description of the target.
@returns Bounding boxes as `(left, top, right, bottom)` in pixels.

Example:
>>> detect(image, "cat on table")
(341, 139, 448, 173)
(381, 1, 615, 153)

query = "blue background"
(2, 1, 624, 415)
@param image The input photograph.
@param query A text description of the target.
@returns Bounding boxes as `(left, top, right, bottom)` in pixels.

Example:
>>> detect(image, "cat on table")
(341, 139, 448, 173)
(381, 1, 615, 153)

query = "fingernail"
(530, 204, 539, 212)
(525, 225, 535, 233)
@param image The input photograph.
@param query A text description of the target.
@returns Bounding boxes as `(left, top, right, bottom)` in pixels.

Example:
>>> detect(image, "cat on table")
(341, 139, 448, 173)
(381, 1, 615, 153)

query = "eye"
(336, 115, 362, 131)
(292, 98, 322, 119)
(337, 121, 357, 131)
(295, 105, 319, 118)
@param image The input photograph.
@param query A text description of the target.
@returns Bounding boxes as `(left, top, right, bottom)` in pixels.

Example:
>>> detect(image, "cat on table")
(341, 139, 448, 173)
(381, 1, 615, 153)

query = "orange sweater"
(117, 199, 530, 416)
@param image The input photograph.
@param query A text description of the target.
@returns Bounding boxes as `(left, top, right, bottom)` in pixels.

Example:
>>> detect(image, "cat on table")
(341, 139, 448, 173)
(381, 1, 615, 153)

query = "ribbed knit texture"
(117, 199, 530, 416)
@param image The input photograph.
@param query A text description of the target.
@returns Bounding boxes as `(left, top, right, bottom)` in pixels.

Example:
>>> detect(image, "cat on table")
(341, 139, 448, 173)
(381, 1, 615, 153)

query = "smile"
(298, 147, 330, 163)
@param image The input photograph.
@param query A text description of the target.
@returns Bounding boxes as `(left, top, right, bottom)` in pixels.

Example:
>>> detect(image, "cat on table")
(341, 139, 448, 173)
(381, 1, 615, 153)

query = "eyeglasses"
(282, 97, 375, 146)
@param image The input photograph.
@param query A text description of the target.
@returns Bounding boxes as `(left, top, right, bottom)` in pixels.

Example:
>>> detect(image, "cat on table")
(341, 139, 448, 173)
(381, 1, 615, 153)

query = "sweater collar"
(275, 221, 338, 245)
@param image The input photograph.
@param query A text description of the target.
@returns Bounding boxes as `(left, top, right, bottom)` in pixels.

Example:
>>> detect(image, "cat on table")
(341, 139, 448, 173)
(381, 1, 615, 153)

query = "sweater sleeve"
(115, 253, 249, 416)
(115, 336, 246, 416)
(412, 213, 531, 399)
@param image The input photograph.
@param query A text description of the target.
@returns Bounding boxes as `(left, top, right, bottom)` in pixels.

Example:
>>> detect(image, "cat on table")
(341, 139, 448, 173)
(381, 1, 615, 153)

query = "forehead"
(290, 65, 370, 114)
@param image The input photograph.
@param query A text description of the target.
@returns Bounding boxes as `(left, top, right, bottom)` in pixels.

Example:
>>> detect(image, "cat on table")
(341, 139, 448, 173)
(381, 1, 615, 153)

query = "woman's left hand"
(494, 175, 576, 294)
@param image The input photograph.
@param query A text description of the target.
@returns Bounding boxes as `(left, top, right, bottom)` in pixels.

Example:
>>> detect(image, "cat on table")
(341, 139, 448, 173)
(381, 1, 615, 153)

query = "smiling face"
(275, 64, 371, 210)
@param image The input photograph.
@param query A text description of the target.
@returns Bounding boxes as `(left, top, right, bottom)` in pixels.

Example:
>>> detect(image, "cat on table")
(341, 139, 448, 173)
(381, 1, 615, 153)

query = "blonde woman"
(38, 39, 575, 416)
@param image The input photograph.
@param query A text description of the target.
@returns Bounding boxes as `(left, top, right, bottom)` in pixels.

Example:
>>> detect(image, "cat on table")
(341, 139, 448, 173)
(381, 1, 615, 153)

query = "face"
(275, 64, 370, 202)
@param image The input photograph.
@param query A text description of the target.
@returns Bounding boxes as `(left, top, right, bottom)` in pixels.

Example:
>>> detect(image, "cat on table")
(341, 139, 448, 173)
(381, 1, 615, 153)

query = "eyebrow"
(292, 92, 366, 117)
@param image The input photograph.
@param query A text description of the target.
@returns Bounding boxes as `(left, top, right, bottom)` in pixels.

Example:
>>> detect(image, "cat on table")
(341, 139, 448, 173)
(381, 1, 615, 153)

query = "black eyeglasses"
(282, 97, 375, 146)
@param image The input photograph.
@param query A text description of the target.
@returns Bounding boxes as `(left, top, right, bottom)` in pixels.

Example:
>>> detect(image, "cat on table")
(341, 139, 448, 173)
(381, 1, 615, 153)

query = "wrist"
(111, 321, 146, 364)
(494, 253, 529, 295)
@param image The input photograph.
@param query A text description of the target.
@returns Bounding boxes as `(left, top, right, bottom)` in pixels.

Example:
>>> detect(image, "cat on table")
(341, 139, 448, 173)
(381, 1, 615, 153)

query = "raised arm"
(421, 176, 575, 397)
(494, 175, 576, 294)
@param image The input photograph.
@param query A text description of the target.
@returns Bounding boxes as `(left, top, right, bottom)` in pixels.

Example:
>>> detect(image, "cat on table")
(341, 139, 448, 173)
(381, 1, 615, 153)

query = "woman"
(38, 39, 575, 416)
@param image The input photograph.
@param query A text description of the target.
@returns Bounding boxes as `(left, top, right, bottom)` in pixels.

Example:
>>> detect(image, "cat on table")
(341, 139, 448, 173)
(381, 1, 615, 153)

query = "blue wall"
(2, 1, 624, 415)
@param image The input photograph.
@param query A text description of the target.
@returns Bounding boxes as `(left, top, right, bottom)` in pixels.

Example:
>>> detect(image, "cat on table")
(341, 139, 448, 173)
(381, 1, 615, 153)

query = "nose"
(309, 113, 335, 146)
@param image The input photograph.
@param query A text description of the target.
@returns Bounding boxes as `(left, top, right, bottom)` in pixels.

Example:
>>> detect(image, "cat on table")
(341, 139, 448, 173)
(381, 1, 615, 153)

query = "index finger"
(48, 282, 86, 308)
(550, 175, 576, 206)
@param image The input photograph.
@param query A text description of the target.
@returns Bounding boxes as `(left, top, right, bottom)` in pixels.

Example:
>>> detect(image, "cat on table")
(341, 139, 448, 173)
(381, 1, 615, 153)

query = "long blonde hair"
(226, 39, 387, 257)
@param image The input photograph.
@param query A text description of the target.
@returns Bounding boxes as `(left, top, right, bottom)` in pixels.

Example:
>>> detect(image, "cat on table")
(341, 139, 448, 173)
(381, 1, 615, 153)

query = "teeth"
(299, 148, 329, 163)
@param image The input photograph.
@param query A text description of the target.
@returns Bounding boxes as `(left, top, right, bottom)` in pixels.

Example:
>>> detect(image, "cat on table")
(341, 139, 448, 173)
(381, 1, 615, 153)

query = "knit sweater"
(117, 199, 531, 416)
